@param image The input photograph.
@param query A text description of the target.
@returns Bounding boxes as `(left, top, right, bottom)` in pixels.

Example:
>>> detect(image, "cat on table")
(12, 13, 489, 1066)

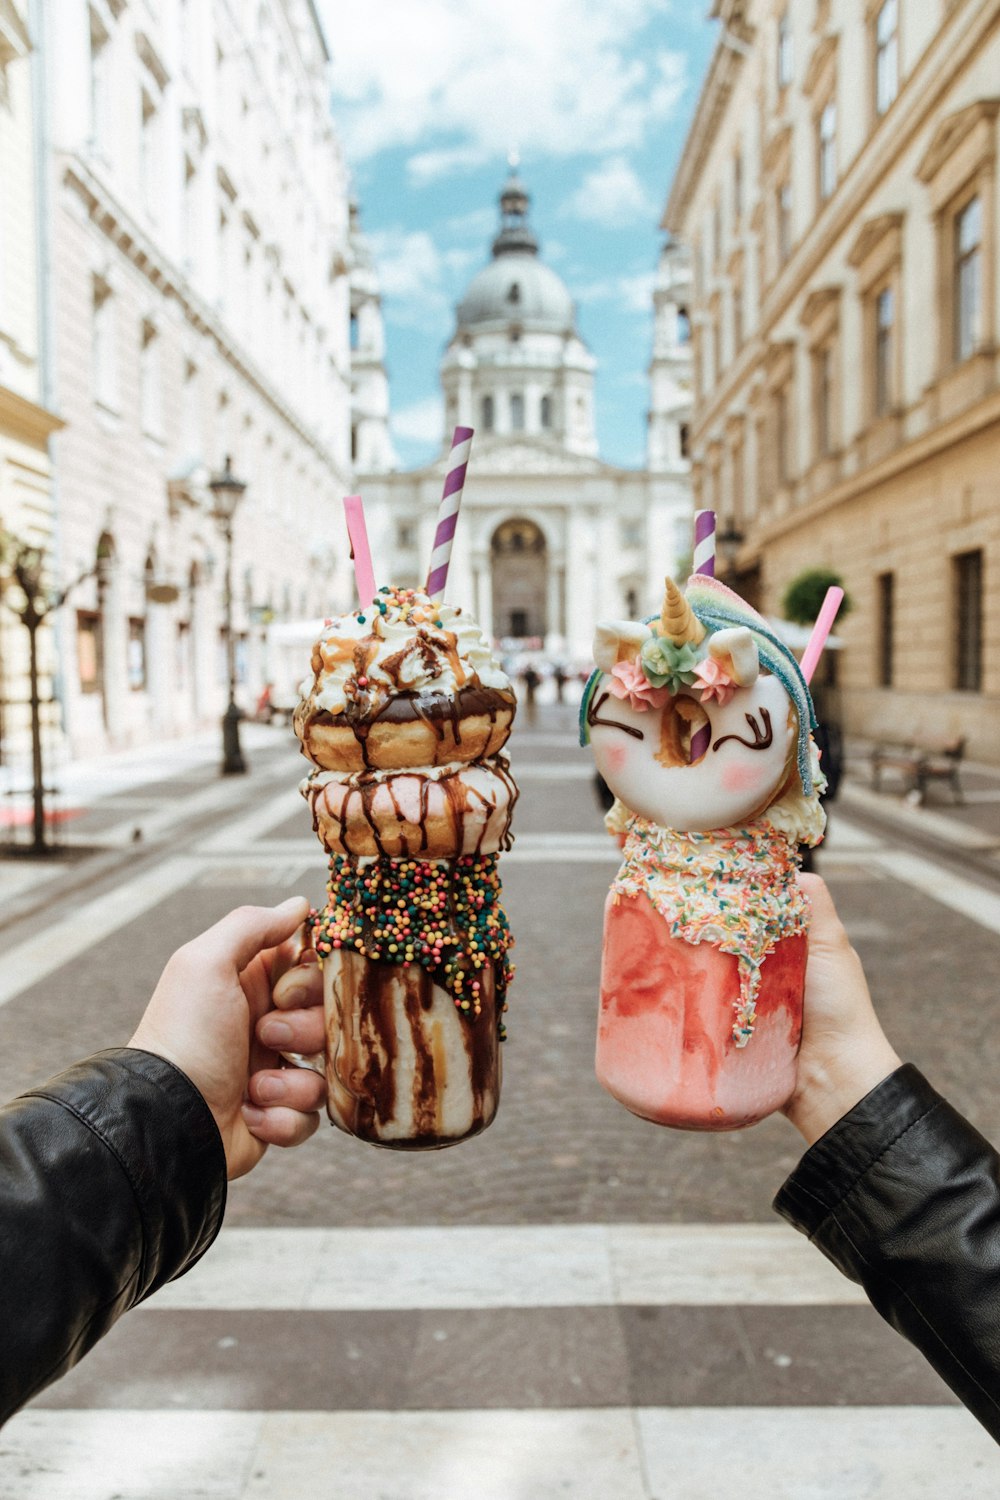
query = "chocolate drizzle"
(586, 690, 645, 740)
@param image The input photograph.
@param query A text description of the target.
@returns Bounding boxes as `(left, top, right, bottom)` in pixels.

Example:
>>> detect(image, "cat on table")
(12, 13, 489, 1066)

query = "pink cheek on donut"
(720, 762, 767, 795)
(604, 744, 629, 775)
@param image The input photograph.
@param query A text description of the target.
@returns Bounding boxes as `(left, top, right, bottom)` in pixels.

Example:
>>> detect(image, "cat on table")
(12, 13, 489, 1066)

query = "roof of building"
(455, 169, 577, 333)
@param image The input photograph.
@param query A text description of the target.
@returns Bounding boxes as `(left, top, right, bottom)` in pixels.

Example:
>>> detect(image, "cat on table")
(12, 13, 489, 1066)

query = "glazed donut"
(302, 758, 518, 859)
(295, 685, 516, 773)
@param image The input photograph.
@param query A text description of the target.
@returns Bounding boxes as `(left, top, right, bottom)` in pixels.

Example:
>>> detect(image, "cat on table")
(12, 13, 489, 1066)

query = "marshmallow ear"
(593, 620, 653, 674)
(709, 627, 758, 685)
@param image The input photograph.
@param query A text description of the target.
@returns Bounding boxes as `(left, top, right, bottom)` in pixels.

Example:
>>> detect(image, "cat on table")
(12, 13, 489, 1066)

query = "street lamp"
(209, 455, 248, 775)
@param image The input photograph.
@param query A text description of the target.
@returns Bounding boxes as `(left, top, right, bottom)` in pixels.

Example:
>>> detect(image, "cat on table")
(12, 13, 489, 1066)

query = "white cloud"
(391, 396, 444, 445)
(562, 157, 655, 226)
(367, 228, 452, 328)
(576, 270, 656, 314)
(321, 0, 688, 176)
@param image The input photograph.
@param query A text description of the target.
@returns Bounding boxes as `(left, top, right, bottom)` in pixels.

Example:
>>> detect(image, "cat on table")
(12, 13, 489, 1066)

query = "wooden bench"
(871, 736, 966, 804)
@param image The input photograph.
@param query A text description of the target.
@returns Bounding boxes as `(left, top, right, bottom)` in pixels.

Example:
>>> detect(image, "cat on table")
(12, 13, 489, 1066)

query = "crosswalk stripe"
(2, 1408, 994, 1499)
(147, 1224, 864, 1311)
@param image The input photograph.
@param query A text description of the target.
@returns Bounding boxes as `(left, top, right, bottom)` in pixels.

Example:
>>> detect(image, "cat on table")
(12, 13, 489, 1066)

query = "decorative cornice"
(847, 211, 905, 267)
(917, 96, 1000, 183)
(802, 32, 838, 99)
(0, 383, 65, 443)
(800, 285, 841, 326)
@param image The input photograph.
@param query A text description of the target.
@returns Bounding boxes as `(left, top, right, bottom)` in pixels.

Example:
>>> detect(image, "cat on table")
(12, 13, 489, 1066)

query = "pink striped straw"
(343, 494, 376, 609)
(693, 509, 716, 578)
(690, 510, 716, 761)
(800, 586, 844, 686)
(426, 426, 474, 600)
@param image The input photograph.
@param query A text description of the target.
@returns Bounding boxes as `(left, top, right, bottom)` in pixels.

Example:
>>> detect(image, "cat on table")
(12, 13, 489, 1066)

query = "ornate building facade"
(665, 0, 1000, 759)
(41, 0, 355, 754)
(361, 173, 693, 666)
(0, 2, 62, 763)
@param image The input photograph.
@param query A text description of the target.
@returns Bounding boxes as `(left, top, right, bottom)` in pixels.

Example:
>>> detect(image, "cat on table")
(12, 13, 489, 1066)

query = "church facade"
(358, 174, 694, 668)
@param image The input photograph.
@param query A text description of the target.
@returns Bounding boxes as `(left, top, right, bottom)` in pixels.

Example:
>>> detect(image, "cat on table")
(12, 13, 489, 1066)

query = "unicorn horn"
(659, 577, 706, 645)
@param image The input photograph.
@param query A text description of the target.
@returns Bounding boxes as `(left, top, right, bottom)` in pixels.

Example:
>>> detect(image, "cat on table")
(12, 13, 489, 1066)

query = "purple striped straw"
(426, 426, 474, 600)
(693, 509, 716, 578)
(690, 509, 716, 762)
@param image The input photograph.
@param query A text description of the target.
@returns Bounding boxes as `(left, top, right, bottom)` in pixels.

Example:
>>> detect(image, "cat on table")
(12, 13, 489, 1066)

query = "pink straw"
(800, 586, 844, 685)
(343, 495, 376, 609)
(427, 426, 474, 600)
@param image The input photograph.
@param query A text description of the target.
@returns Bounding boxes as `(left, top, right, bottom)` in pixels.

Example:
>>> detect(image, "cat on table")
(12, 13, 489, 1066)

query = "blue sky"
(318, 1, 717, 470)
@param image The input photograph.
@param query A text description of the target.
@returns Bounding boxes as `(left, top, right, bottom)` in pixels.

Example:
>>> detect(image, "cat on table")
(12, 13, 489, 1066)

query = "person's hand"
(129, 898, 326, 1180)
(783, 874, 901, 1146)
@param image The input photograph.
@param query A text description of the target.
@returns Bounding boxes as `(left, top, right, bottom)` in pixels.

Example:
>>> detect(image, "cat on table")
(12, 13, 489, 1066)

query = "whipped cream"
(300, 589, 511, 718)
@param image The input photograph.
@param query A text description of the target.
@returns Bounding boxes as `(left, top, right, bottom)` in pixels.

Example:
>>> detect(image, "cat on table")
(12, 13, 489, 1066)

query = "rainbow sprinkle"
(311, 852, 514, 1028)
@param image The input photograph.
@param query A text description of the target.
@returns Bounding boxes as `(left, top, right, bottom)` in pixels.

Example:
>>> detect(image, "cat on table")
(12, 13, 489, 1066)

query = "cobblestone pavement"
(2, 708, 1000, 1496)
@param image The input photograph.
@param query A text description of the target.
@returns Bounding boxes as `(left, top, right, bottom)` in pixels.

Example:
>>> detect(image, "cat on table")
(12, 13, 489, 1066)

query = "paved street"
(2, 707, 1000, 1496)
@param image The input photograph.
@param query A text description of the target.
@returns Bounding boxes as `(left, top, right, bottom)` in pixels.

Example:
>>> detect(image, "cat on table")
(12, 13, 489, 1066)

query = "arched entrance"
(490, 518, 547, 642)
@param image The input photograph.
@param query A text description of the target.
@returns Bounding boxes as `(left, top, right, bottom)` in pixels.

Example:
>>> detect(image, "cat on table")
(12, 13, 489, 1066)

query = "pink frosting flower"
(694, 657, 736, 705)
(607, 658, 671, 711)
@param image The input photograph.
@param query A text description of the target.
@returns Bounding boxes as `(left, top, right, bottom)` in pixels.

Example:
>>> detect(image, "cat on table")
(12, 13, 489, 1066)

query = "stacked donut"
(295, 586, 518, 858)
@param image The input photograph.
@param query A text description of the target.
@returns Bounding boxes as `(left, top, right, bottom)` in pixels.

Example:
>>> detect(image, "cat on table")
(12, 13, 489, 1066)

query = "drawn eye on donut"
(712, 707, 773, 753)
(586, 691, 645, 741)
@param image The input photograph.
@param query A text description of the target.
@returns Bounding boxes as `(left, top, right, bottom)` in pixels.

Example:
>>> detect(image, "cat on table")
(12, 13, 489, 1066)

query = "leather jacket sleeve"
(774, 1063, 1000, 1442)
(0, 1047, 227, 1426)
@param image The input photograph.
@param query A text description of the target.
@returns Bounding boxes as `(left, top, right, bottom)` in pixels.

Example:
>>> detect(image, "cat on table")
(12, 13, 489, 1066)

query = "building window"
(874, 285, 895, 416)
(139, 85, 161, 220)
(876, 572, 894, 686)
(732, 283, 743, 352)
(874, 0, 899, 118)
(396, 520, 416, 548)
(677, 306, 691, 344)
(733, 150, 743, 223)
(350, 424, 358, 462)
(540, 394, 553, 429)
(954, 550, 983, 692)
(89, 8, 112, 155)
(181, 360, 199, 457)
(349, 312, 359, 350)
(139, 319, 162, 438)
(128, 618, 147, 691)
(679, 423, 690, 459)
(77, 610, 102, 693)
(777, 9, 793, 89)
(713, 198, 722, 265)
(183, 155, 199, 267)
(817, 100, 837, 203)
(92, 274, 118, 410)
(620, 519, 643, 549)
(777, 182, 793, 266)
(510, 392, 525, 431)
(954, 196, 982, 364)
(481, 394, 494, 431)
(814, 344, 834, 457)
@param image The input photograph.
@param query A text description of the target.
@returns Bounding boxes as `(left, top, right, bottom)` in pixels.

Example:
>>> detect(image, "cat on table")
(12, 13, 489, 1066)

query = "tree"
(782, 567, 851, 625)
(0, 530, 93, 853)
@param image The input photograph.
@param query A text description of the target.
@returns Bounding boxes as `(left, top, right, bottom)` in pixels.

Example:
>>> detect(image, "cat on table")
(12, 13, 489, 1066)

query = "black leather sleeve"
(774, 1063, 1000, 1442)
(0, 1048, 227, 1425)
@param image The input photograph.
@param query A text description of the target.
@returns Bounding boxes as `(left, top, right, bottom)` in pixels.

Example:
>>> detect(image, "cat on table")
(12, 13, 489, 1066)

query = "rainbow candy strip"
(427, 426, 474, 600)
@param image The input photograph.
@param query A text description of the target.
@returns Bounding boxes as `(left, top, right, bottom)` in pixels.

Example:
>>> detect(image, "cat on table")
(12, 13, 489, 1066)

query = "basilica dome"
(455, 172, 576, 334)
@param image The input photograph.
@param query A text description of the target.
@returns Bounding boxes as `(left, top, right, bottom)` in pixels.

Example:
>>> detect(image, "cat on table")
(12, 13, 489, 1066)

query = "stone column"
(144, 598, 175, 736)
